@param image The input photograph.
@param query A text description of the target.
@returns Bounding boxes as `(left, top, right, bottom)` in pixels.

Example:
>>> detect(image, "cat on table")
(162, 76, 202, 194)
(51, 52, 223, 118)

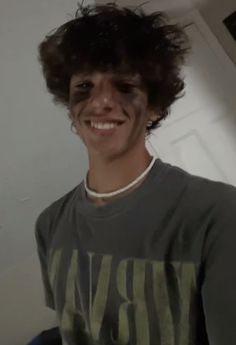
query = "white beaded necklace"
(84, 156, 156, 198)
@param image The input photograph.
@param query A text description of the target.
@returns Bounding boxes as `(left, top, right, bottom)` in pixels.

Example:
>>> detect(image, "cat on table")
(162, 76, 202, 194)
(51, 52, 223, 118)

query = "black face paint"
(69, 91, 90, 106)
(69, 80, 94, 106)
(69, 81, 136, 109)
(69, 72, 150, 129)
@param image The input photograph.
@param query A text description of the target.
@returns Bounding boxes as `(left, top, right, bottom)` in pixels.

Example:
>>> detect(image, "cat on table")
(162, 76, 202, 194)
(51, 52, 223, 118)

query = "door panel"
(146, 23, 236, 186)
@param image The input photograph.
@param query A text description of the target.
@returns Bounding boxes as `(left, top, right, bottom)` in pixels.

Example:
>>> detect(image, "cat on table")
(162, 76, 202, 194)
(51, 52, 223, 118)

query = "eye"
(117, 82, 135, 94)
(75, 81, 93, 92)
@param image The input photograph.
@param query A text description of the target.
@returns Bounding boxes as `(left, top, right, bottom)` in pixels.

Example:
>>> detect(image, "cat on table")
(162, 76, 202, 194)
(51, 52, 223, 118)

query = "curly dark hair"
(38, 2, 190, 134)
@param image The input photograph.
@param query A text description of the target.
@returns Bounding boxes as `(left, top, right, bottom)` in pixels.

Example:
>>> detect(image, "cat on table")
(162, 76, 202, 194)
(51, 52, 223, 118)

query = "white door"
(146, 12, 236, 187)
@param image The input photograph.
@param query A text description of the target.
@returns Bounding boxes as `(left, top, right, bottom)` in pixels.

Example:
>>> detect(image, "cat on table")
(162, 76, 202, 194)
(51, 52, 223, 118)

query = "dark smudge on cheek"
(69, 94, 88, 125)
(119, 91, 147, 120)
(69, 92, 90, 107)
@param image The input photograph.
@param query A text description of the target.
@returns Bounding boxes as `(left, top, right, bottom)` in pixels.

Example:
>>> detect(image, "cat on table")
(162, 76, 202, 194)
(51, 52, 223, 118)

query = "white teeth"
(90, 121, 117, 130)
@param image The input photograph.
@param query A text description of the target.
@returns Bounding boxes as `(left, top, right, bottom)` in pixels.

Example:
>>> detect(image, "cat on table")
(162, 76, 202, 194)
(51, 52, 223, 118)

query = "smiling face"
(69, 70, 157, 160)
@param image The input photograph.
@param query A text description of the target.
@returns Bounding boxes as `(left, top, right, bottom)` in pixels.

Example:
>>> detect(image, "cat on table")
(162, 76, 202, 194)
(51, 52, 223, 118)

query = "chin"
(88, 144, 128, 160)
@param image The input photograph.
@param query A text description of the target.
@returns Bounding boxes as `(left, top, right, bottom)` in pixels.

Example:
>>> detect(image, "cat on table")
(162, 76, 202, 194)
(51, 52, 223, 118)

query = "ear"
(148, 111, 161, 122)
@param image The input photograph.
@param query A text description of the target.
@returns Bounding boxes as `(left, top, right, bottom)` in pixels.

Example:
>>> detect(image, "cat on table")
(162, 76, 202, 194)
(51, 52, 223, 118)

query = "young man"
(36, 3, 236, 345)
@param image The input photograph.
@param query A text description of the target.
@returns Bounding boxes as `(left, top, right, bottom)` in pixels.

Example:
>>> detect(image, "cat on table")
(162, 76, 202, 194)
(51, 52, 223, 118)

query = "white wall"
(0, 1, 94, 344)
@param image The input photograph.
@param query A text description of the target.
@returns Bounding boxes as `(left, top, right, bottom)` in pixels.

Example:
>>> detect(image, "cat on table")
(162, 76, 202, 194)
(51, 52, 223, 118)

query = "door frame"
(146, 9, 236, 159)
(172, 9, 236, 85)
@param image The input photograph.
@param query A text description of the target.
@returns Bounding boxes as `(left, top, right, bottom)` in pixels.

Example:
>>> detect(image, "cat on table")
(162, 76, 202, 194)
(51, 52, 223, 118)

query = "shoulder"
(166, 165, 236, 261)
(161, 161, 236, 228)
(35, 184, 80, 241)
(174, 167, 236, 245)
(166, 161, 236, 209)
(185, 172, 236, 213)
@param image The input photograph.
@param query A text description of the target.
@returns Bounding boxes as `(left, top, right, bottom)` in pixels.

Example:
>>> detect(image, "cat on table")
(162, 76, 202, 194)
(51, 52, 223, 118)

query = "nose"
(89, 82, 117, 114)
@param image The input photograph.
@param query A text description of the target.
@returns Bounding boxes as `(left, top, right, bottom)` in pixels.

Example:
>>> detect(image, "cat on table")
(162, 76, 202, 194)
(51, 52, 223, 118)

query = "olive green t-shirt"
(35, 158, 236, 345)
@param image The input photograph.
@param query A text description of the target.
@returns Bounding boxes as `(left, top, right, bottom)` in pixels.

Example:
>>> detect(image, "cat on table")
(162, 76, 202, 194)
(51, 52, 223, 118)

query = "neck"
(86, 145, 153, 205)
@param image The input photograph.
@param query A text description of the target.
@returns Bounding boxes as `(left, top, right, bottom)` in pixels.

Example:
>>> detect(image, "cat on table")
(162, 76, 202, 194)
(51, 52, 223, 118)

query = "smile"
(85, 120, 124, 132)
(90, 121, 118, 130)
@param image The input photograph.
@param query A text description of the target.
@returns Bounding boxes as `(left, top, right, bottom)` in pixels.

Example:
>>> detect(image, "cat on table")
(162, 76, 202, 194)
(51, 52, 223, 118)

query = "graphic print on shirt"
(49, 248, 198, 345)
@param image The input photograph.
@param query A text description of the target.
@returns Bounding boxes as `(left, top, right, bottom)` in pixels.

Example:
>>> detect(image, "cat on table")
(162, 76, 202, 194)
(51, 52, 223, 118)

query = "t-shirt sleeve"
(201, 187, 236, 345)
(35, 211, 55, 310)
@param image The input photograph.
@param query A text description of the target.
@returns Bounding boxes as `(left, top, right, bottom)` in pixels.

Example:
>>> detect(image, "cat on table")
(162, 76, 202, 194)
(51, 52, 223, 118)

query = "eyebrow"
(70, 74, 89, 86)
(70, 73, 143, 89)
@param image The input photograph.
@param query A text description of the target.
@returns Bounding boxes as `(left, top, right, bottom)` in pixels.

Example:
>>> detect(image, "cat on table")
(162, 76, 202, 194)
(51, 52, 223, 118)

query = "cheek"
(120, 94, 147, 125)
(69, 104, 85, 126)
(69, 91, 90, 105)
(69, 92, 90, 119)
